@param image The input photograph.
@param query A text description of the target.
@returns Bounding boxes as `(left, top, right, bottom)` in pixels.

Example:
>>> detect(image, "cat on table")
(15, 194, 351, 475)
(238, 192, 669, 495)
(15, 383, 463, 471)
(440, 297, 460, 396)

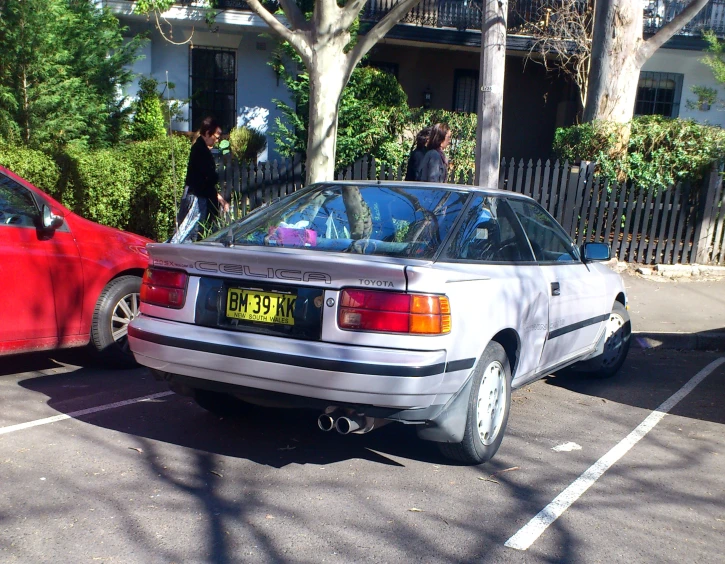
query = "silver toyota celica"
(128, 181, 630, 464)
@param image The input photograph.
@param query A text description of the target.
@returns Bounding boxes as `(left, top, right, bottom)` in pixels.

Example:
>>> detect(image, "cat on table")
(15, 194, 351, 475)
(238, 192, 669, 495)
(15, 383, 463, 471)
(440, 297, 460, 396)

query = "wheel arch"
(490, 328, 520, 379)
(615, 292, 626, 307)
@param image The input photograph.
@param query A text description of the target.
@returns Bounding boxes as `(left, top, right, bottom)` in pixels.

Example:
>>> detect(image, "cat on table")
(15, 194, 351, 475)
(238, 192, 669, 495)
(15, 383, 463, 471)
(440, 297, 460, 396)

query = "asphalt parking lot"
(1, 348, 724, 563)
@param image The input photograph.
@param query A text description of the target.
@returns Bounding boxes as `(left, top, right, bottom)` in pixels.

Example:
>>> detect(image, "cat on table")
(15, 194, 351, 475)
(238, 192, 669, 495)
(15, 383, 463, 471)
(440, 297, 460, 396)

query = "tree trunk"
(475, 0, 507, 188)
(305, 44, 349, 184)
(584, 0, 709, 123)
(583, 0, 642, 123)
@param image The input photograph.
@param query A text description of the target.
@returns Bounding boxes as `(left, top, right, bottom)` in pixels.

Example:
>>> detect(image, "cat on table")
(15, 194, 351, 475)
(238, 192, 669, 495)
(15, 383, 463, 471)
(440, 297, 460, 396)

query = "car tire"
(90, 275, 142, 367)
(575, 301, 631, 378)
(438, 342, 512, 465)
(194, 390, 249, 418)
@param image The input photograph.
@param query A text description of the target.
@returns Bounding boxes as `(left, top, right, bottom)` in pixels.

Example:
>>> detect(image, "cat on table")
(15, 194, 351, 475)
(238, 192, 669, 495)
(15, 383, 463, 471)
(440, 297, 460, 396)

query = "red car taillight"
(338, 289, 451, 335)
(140, 268, 188, 309)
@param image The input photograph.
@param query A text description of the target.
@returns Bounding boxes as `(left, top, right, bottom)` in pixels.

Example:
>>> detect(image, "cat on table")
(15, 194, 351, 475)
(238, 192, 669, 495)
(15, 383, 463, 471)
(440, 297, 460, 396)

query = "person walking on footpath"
(416, 123, 452, 183)
(179, 117, 229, 241)
(405, 126, 431, 181)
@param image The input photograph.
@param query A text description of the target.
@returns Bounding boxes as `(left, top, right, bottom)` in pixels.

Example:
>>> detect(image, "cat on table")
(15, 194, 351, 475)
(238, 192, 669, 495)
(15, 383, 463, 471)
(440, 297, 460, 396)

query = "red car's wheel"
(91, 275, 142, 366)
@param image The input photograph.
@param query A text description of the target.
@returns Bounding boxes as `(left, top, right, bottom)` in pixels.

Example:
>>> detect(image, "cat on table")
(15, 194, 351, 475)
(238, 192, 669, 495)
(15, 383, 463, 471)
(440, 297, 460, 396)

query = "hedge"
(121, 136, 190, 242)
(1, 137, 190, 241)
(0, 143, 60, 195)
(553, 116, 725, 191)
(60, 147, 135, 231)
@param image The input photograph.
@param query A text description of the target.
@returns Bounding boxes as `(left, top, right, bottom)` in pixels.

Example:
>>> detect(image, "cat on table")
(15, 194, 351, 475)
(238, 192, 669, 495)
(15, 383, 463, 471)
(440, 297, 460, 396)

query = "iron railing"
(644, 0, 725, 36)
(141, 1, 725, 38)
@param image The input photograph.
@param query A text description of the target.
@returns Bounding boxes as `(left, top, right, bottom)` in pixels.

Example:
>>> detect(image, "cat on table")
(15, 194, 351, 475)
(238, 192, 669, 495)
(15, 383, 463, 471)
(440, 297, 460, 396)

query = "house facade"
(106, 0, 725, 162)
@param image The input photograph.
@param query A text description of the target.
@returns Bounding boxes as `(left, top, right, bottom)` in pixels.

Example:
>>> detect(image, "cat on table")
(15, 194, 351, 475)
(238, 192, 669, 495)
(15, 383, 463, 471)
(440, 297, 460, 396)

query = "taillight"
(140, 268, 188, 309)
(338, 289, 451, 335)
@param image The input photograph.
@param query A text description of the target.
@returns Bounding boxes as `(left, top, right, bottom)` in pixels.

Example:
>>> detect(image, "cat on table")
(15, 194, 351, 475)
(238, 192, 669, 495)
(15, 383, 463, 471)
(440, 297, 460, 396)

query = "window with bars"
(190, 47, 237, 132)
(634, 71, 684, 118)
(453, 69, 478, 113)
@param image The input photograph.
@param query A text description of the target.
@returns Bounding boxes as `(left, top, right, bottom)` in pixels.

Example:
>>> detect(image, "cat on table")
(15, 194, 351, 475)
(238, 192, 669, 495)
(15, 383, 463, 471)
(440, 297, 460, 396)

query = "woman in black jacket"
(405, 127, 431, 181)
(183, 117, 229, 240)
(416, 123, 452, 183)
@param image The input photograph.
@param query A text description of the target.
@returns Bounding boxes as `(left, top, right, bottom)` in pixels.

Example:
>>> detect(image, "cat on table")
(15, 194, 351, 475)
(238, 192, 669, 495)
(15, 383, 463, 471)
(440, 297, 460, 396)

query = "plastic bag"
(169, 189, 201, 244)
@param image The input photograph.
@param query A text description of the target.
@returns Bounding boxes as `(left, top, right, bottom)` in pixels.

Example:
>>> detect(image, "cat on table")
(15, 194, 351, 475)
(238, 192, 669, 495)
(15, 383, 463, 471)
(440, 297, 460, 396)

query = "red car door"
(0, 174, 58, 350)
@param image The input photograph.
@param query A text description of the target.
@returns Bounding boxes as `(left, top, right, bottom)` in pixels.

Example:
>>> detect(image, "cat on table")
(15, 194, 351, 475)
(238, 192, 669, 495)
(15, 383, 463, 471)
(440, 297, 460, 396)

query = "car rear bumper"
(128, 315, 454, 409)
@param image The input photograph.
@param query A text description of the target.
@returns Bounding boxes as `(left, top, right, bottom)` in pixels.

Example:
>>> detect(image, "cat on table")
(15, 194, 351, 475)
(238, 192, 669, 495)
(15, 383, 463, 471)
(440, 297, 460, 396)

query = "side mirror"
(581, 242, 611, 262)
(42, 205, 64, 230)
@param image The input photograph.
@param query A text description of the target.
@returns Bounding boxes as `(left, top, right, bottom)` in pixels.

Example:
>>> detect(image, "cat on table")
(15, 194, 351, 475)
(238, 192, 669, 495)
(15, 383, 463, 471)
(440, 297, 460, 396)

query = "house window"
(453, 70, 478, 113)
(634, 71, 683, 118)
(190, 47, 236, 132)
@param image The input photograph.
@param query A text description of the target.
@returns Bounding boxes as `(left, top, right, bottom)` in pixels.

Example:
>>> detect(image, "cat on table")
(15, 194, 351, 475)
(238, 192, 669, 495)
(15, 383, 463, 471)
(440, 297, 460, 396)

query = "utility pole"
(475, 0, 508, 188)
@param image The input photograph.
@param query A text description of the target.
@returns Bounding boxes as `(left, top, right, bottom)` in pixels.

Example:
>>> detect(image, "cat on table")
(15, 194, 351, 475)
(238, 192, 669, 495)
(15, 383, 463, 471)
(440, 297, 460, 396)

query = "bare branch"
(278, 0, 309, 31)
(521, 0, 593, 111)
(639, 0, 709, 62)
(347, 0, 422, 69)
(245, 0, 312, 63)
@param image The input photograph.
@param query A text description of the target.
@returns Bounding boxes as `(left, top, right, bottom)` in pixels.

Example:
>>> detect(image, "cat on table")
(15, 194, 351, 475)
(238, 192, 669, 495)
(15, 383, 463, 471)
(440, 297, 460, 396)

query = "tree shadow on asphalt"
(8, 349, 725, 563)
(544, 346, 725, 425)
(15, 351, 452, 470)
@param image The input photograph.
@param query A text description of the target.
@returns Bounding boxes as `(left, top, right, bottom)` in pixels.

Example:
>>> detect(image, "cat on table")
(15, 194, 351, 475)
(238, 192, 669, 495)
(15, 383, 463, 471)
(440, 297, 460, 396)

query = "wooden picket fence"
(215, 154, 725, 266)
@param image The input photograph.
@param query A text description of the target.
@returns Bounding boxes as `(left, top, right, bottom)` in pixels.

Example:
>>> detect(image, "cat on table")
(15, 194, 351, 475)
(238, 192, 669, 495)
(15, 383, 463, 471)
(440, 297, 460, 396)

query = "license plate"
(226, 288, 296, 325)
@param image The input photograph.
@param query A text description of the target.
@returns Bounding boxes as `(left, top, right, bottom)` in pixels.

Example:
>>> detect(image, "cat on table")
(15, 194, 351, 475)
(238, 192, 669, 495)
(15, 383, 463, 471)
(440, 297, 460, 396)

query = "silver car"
(129, 182, 630, 464)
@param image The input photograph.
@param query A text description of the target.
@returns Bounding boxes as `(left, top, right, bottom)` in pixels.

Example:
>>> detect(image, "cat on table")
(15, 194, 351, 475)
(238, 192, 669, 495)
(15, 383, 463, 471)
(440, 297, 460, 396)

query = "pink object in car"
(268, 226, 317, 247)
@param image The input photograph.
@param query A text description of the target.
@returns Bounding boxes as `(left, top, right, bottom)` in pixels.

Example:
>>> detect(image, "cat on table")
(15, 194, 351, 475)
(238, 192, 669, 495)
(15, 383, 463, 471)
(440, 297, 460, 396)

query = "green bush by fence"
(553, 116, 725, 191)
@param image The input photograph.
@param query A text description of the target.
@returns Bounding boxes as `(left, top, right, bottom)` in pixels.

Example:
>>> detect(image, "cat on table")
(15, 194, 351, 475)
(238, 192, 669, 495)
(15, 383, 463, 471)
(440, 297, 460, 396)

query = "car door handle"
(551, 282, 561, 296)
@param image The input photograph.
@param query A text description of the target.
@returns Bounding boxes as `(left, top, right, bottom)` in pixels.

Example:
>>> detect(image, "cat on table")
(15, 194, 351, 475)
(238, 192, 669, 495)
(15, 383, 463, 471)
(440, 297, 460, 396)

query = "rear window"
(207, 184, 470, 259)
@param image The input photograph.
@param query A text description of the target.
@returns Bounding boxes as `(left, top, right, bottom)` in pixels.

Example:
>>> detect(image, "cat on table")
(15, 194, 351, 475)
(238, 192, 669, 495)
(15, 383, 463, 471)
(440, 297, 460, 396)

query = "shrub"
(59, 147, 134, 230)
(229, 126, 267, 163)
(129, 77, 167, 141)
(122, 136, 191, 241)
(553, 116, 725, 190)
(0, 143, 60, 194)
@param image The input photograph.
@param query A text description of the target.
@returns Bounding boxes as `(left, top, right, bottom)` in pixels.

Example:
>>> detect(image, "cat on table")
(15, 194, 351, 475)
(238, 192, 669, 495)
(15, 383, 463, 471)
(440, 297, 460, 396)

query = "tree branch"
(244, 0, 312, 63)
(347, 0, 422, 69)
(278, 0, 309, 31)
(638, 0, 709, 62)
(340, 0, 369, 30)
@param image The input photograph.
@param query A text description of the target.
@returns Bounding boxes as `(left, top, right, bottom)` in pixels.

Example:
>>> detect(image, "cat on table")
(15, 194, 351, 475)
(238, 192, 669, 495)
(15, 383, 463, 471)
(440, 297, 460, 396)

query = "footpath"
(613, 264, 725, 351)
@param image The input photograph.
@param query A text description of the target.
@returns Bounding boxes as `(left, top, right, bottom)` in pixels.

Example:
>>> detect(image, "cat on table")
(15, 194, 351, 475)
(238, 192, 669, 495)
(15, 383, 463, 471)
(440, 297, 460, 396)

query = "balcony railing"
(644, 0, 725, 36)
(154, 1, 725, 38)
(363, 0, 725, 37)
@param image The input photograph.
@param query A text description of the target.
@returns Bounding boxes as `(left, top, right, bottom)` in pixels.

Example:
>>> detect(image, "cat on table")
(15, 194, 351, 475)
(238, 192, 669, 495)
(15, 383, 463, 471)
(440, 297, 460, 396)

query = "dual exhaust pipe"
(317, 409, 388, 435)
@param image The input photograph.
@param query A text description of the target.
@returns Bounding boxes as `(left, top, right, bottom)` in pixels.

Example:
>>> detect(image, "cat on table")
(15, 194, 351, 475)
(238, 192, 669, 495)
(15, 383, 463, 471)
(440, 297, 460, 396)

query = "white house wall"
(643, 47, 725, 126)
(117, 19, 291, 162)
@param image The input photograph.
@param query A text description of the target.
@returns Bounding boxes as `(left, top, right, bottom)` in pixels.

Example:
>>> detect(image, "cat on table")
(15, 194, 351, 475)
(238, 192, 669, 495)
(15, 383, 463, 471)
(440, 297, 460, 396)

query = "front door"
(507, 198, 609, 370)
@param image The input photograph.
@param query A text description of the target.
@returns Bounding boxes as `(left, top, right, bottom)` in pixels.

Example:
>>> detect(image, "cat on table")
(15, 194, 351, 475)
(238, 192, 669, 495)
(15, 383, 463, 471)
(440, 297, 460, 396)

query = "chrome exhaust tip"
(317, 413, 336, 432)
(335, 416, 362, 435)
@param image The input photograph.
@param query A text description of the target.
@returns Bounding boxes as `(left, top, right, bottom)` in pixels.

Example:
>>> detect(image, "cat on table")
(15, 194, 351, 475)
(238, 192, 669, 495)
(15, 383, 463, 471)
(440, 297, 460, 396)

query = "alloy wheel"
(110, 292, 140, 352)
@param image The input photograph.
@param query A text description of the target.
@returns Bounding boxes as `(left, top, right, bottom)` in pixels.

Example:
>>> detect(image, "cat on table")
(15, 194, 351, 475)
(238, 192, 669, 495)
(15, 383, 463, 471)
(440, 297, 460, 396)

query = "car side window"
(442, 195, 535, 262)
(507, 198, 580, 263)
(0, 173, 39, 228)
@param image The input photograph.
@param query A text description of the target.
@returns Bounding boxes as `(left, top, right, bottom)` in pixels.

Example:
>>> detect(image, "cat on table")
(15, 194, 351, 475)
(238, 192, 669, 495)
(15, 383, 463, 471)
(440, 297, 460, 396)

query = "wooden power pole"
(475, 0, 508, 188)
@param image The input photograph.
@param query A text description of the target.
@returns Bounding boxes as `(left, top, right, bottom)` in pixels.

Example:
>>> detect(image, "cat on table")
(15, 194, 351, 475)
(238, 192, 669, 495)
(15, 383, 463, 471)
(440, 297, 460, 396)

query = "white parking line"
(0, 391, 174, 436)
(505, 356, 725, 551)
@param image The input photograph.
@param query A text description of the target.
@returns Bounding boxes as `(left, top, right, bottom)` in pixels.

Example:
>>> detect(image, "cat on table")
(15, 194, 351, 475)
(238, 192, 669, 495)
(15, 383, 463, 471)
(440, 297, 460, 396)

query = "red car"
(0, 166, 151, 364)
